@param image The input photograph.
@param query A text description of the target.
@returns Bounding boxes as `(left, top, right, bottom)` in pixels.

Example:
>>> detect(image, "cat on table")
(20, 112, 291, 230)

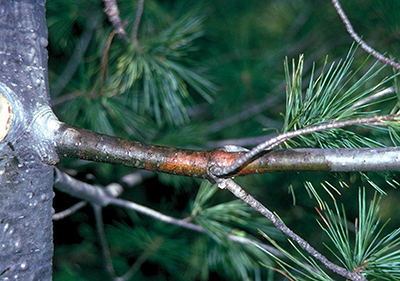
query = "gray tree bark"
(0, 1, 57, 279)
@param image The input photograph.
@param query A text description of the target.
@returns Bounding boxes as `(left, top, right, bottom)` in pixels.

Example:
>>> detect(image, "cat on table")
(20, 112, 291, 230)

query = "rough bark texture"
(0, 1, 55, 279)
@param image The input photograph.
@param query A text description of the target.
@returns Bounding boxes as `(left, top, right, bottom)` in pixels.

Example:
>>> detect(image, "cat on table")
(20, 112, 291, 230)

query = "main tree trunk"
(0, 1, 56, 279)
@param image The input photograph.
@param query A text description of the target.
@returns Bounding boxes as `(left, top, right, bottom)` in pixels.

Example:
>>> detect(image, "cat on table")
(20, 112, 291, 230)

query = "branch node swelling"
(0, 82, 61, 165)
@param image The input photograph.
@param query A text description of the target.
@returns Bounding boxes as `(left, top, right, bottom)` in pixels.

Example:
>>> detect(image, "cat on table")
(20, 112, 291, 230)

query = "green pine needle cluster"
(281, 47, 400, 207)
(257, 188, 400, 280)
(48, 0, 215, 138)
(104, 181, 276, 281)
(108, 12, 215, 125)
(191, 181, 279, 243)
(258, 232, 334, 281)
(320, 188, 400, 280)
(283, 46, 398, 149)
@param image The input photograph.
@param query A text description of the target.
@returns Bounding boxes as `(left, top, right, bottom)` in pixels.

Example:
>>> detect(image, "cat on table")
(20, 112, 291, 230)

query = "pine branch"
(131, 0, 145, 52)
(352, 86, 396, 108)
(53, 168, 285, 257)
(103, 0, 128, 41)
(109, 196, 285, 258)
(331, 0, 400, 70)
(317, 188, 400, 279)
(47, 2, 400, 280)
(210, 115, 400, 176)
(55, 116, 400, 180)
(214, 178, 366, 281)
(116, 236, 163, 281)
(50, 17, 96, 99)
(208, 92, 282, 133)
(53, 201, 87, 220)
(54, 168, 113, 206)
(206, 133, 278, 148)
(93, 204, 117, 279)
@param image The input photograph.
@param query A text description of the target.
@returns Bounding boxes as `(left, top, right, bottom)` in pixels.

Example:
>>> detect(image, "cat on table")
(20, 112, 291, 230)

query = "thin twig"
(118, 237, 163, 281)
(53, 169, 285, 257)
(352, 86, 396, 108)
(131, 0, 145, 53)
(120, 170, 154, 186)
(211, 115, 400, 176)
(103, 0, 128, 41)
(93, 204, 118, 279)
(208, 93, 282, 133)
(270, 266, 295, 281)
(206, 133, 277, 148)
(108, 197, 204, 232)
(97, 21, 128, 92)
(53, 201, 87, 220)
(331, 0, 400, 70)
(107, 197, 285, 257)
(51, 18, 96, 99)
(215, 178, 366, 281)
(54, 168, 112, 206)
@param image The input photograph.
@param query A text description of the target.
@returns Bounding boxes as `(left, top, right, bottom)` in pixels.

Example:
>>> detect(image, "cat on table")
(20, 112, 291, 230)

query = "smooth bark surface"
(55, 123, 400, 179)
(0, 1, 56, 279)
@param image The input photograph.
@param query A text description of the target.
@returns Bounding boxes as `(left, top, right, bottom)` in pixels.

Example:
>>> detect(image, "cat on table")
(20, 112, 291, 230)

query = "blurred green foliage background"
(47, 0, 400, 280)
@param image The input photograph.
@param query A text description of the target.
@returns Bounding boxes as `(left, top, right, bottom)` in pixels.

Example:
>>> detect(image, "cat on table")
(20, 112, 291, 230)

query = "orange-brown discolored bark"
(55, 123, 331, 178)
(55, 122, 400, 179)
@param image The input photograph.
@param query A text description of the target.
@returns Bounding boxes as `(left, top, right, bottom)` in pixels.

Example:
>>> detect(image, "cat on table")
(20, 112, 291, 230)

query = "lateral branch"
(55, 119, 400, 179)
